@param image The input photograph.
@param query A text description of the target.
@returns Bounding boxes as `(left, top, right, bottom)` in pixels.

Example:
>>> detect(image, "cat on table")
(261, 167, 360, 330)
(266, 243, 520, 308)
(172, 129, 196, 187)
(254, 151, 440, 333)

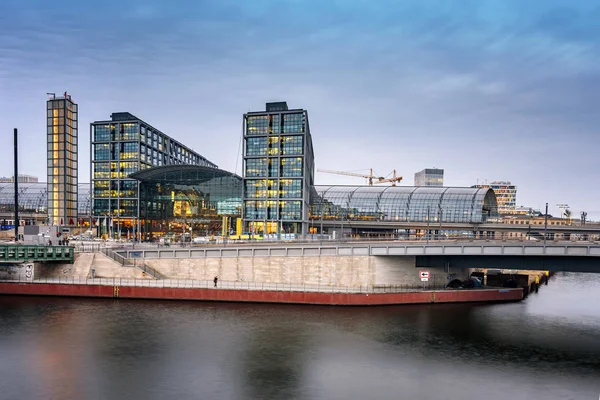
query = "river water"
(0, 272, 599, 400)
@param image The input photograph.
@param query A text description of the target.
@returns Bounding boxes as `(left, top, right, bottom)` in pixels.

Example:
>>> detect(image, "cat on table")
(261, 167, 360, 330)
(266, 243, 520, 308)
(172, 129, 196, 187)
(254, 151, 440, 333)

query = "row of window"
(94, 124, 208, 167)
(93, 143, 138, 161)
(245, 157, 303, 177)
(93, 162, 139, 179)
(47, 100, 77, 112)
(505, 220, 566, 226)
(47, 154, 77, 167)
(246, 136, 304, 156)
(94, 180, 138, 198)
(244, 179, 303, 199)
(244, 200, 302, 220)
(246, 113, 305, 135)
(93, 199, 138, 217)
(94, 124, 139, 142)
(47, 126, 78, 139)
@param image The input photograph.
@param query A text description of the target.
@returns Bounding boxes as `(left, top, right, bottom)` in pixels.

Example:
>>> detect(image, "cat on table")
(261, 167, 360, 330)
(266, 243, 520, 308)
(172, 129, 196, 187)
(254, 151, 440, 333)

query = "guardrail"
(0, 275, 457, 293)
(0, 245, 74, 263)
(116, 242, 600, 259)
(99, 247, 166, 279)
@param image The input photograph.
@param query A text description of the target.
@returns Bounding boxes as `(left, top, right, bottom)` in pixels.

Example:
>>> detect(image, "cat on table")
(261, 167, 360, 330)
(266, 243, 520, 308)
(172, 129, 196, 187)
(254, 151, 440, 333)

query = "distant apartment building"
(47, 92, 78, 226)
(473, 181, 517, 214)
(90, 112, 216, 237)
(0, 175, 39, 183)
(242, 101, 315, 236)
(414, 168, 444, 186)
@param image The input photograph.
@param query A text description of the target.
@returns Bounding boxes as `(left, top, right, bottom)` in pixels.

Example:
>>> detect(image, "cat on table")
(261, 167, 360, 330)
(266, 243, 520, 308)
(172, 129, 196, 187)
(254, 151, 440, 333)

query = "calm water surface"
(1, 272, 599, 400)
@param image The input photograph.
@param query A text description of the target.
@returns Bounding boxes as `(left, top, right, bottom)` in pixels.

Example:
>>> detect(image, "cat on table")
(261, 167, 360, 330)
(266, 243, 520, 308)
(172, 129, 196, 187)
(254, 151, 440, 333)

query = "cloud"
(0, 0, 599, 219)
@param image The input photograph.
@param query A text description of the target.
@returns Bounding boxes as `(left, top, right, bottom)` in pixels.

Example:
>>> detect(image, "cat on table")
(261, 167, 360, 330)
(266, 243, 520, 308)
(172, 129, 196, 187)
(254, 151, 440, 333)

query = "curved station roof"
(0, 183, 92, 215)
(310, 186, 498, 224)
(129, 164, 241, 184)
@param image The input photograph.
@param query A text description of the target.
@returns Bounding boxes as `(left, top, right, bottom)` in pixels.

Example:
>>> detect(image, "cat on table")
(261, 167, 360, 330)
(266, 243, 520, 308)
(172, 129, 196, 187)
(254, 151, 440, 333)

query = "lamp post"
(13, 128, 18, 242)
(543, 203, 548, 245)
(426, 206, 430, 245)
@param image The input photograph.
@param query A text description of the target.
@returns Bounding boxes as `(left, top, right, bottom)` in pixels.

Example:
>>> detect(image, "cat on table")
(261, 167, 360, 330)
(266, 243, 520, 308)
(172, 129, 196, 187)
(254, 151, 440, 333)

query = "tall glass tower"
(242, 102, 314, 236)
(46, 92, 78, 226)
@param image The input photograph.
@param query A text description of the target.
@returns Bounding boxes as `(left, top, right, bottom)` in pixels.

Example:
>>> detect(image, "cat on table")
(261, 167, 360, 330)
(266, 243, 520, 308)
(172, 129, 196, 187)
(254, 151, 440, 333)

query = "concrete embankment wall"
(0, 282, 523, 306)
(36, 253, 150, 280)
(143, 255, 471, 287)
(145, 256, 375, 286)
(374, 256, 470, 286)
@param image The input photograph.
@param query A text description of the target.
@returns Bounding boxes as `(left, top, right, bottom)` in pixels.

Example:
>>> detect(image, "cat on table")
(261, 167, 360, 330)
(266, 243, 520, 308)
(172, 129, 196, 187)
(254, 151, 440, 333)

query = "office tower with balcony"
(47, 92, 78, 226)
(242, 101, 314, 236)
(90, 112, 216, 238)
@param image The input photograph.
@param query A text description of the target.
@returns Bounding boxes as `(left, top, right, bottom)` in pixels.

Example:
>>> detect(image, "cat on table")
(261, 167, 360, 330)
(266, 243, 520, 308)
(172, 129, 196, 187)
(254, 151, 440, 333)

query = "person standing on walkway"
(214, 276, 218, 288)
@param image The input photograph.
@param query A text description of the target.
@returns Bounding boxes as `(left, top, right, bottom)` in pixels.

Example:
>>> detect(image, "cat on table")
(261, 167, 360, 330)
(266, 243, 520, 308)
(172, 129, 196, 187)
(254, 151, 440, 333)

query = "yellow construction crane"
(374, 169, 403, 186)
(318, 168, 403, 186)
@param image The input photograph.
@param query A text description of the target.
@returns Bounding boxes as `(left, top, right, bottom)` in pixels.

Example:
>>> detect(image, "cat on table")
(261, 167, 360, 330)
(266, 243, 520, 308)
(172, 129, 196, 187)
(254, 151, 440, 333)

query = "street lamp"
(426, 206, 430, 245)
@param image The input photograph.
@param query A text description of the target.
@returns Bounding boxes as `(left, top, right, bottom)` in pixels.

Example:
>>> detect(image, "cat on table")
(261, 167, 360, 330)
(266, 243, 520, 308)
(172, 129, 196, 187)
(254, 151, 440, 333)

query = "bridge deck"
(116, 241, 600, 259)
(0, 245, 74, 264)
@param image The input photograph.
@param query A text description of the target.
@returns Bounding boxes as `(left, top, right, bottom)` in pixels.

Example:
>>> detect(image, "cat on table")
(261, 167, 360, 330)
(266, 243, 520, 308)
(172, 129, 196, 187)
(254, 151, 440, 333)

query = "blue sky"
(0, 0, 599, 218)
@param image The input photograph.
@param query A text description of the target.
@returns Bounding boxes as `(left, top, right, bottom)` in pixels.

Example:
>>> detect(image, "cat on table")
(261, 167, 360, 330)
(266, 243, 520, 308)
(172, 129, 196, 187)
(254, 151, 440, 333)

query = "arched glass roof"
(309, 185, 498, 223)
(130, 164, 241, 184)
(0, 183, 91, 215)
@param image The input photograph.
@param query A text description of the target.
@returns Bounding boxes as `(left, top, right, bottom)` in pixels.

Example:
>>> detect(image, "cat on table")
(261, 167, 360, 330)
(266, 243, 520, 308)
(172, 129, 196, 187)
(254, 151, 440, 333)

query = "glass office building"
(129, 165, 242, 240)
(47, 92, 78, 226)
(414, 168, 444, 186)
(90, 112, 216, 238)
(473, 181, 517, 214)
(309, 186, 498, 224)
(242, 102, 315, 236)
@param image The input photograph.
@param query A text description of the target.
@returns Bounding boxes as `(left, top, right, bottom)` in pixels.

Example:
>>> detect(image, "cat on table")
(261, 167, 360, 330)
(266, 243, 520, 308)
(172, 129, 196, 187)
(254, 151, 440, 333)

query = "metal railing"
(0, 244, 74, 263)
(99, 247, 166, 279)
(0, 275, 466, 293)
(135, 261, 167, 280)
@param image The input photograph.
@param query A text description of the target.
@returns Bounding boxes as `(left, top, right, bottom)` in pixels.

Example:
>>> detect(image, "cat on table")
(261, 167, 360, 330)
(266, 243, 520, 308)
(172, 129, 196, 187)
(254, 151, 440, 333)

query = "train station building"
(2, 100, 502, 240)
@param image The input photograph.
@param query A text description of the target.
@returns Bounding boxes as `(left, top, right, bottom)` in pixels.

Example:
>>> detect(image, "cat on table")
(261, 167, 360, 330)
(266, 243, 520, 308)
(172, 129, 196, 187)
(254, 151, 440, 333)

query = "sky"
(0, 0, 599, 219)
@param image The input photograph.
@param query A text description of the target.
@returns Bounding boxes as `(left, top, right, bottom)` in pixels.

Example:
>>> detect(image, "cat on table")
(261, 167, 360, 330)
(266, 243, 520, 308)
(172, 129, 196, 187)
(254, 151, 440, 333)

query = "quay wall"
(0, 282, 523, 306)
(143, 255, 471, 287)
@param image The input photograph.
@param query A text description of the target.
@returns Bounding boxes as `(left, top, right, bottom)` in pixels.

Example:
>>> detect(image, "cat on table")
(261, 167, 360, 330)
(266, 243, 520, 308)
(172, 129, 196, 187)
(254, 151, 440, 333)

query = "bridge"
(0, 245, 74, 264)
(114, 240, 600, 273)
(318, 220, 600, 235)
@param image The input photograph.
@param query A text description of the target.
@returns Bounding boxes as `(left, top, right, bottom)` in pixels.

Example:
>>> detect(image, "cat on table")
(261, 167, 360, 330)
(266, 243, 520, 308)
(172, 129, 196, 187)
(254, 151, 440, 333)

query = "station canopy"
(0, 183, 91, 215)
(309, 186, 498, 224)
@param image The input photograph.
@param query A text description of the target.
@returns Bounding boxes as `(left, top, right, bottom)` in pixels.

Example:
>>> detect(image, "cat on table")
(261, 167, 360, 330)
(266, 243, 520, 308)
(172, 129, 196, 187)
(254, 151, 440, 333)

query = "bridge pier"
(0, 263, 35, 282)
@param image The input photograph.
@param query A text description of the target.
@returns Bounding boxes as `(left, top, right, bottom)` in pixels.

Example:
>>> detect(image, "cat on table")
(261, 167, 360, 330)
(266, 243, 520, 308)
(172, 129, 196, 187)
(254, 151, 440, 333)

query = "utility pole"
(426, 206, 430, 245)
(13, 128, 18, 242)
(543, 202, 548, 245)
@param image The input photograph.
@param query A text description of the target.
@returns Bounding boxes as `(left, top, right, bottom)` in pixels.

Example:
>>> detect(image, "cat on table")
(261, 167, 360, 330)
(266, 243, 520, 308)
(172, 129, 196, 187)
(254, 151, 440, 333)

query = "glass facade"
(47, 94, 78, 225)
(473, 181, 517, 215)
(129, 165, 242, 241)
(309, 186, 498, 224)
(414, 168, 444, 187)
(242, 102, 315, 236)
(91, 112, 216, 238)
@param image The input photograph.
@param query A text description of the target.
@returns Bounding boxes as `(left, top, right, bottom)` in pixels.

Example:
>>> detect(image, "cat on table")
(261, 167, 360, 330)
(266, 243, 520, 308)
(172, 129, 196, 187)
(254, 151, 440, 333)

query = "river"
(0, 272, 599, 400)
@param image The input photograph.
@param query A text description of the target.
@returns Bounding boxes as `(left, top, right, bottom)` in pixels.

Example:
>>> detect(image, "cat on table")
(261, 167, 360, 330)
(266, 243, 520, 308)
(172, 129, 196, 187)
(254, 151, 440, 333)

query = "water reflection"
(0, 272, 599, 400)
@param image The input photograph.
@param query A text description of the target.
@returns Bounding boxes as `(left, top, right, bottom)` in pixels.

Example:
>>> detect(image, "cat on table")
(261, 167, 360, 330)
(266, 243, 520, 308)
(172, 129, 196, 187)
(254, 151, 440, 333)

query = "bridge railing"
(0, 275, 459, 294)
(0, 245, 74, 263)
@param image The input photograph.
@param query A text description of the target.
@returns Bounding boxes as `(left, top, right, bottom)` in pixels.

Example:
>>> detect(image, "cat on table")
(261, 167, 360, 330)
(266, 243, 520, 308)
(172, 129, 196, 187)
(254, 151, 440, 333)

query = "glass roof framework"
(130, 164, 243, 215)
(0, 183, 92, 215)
(310, 186, 498, 223)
